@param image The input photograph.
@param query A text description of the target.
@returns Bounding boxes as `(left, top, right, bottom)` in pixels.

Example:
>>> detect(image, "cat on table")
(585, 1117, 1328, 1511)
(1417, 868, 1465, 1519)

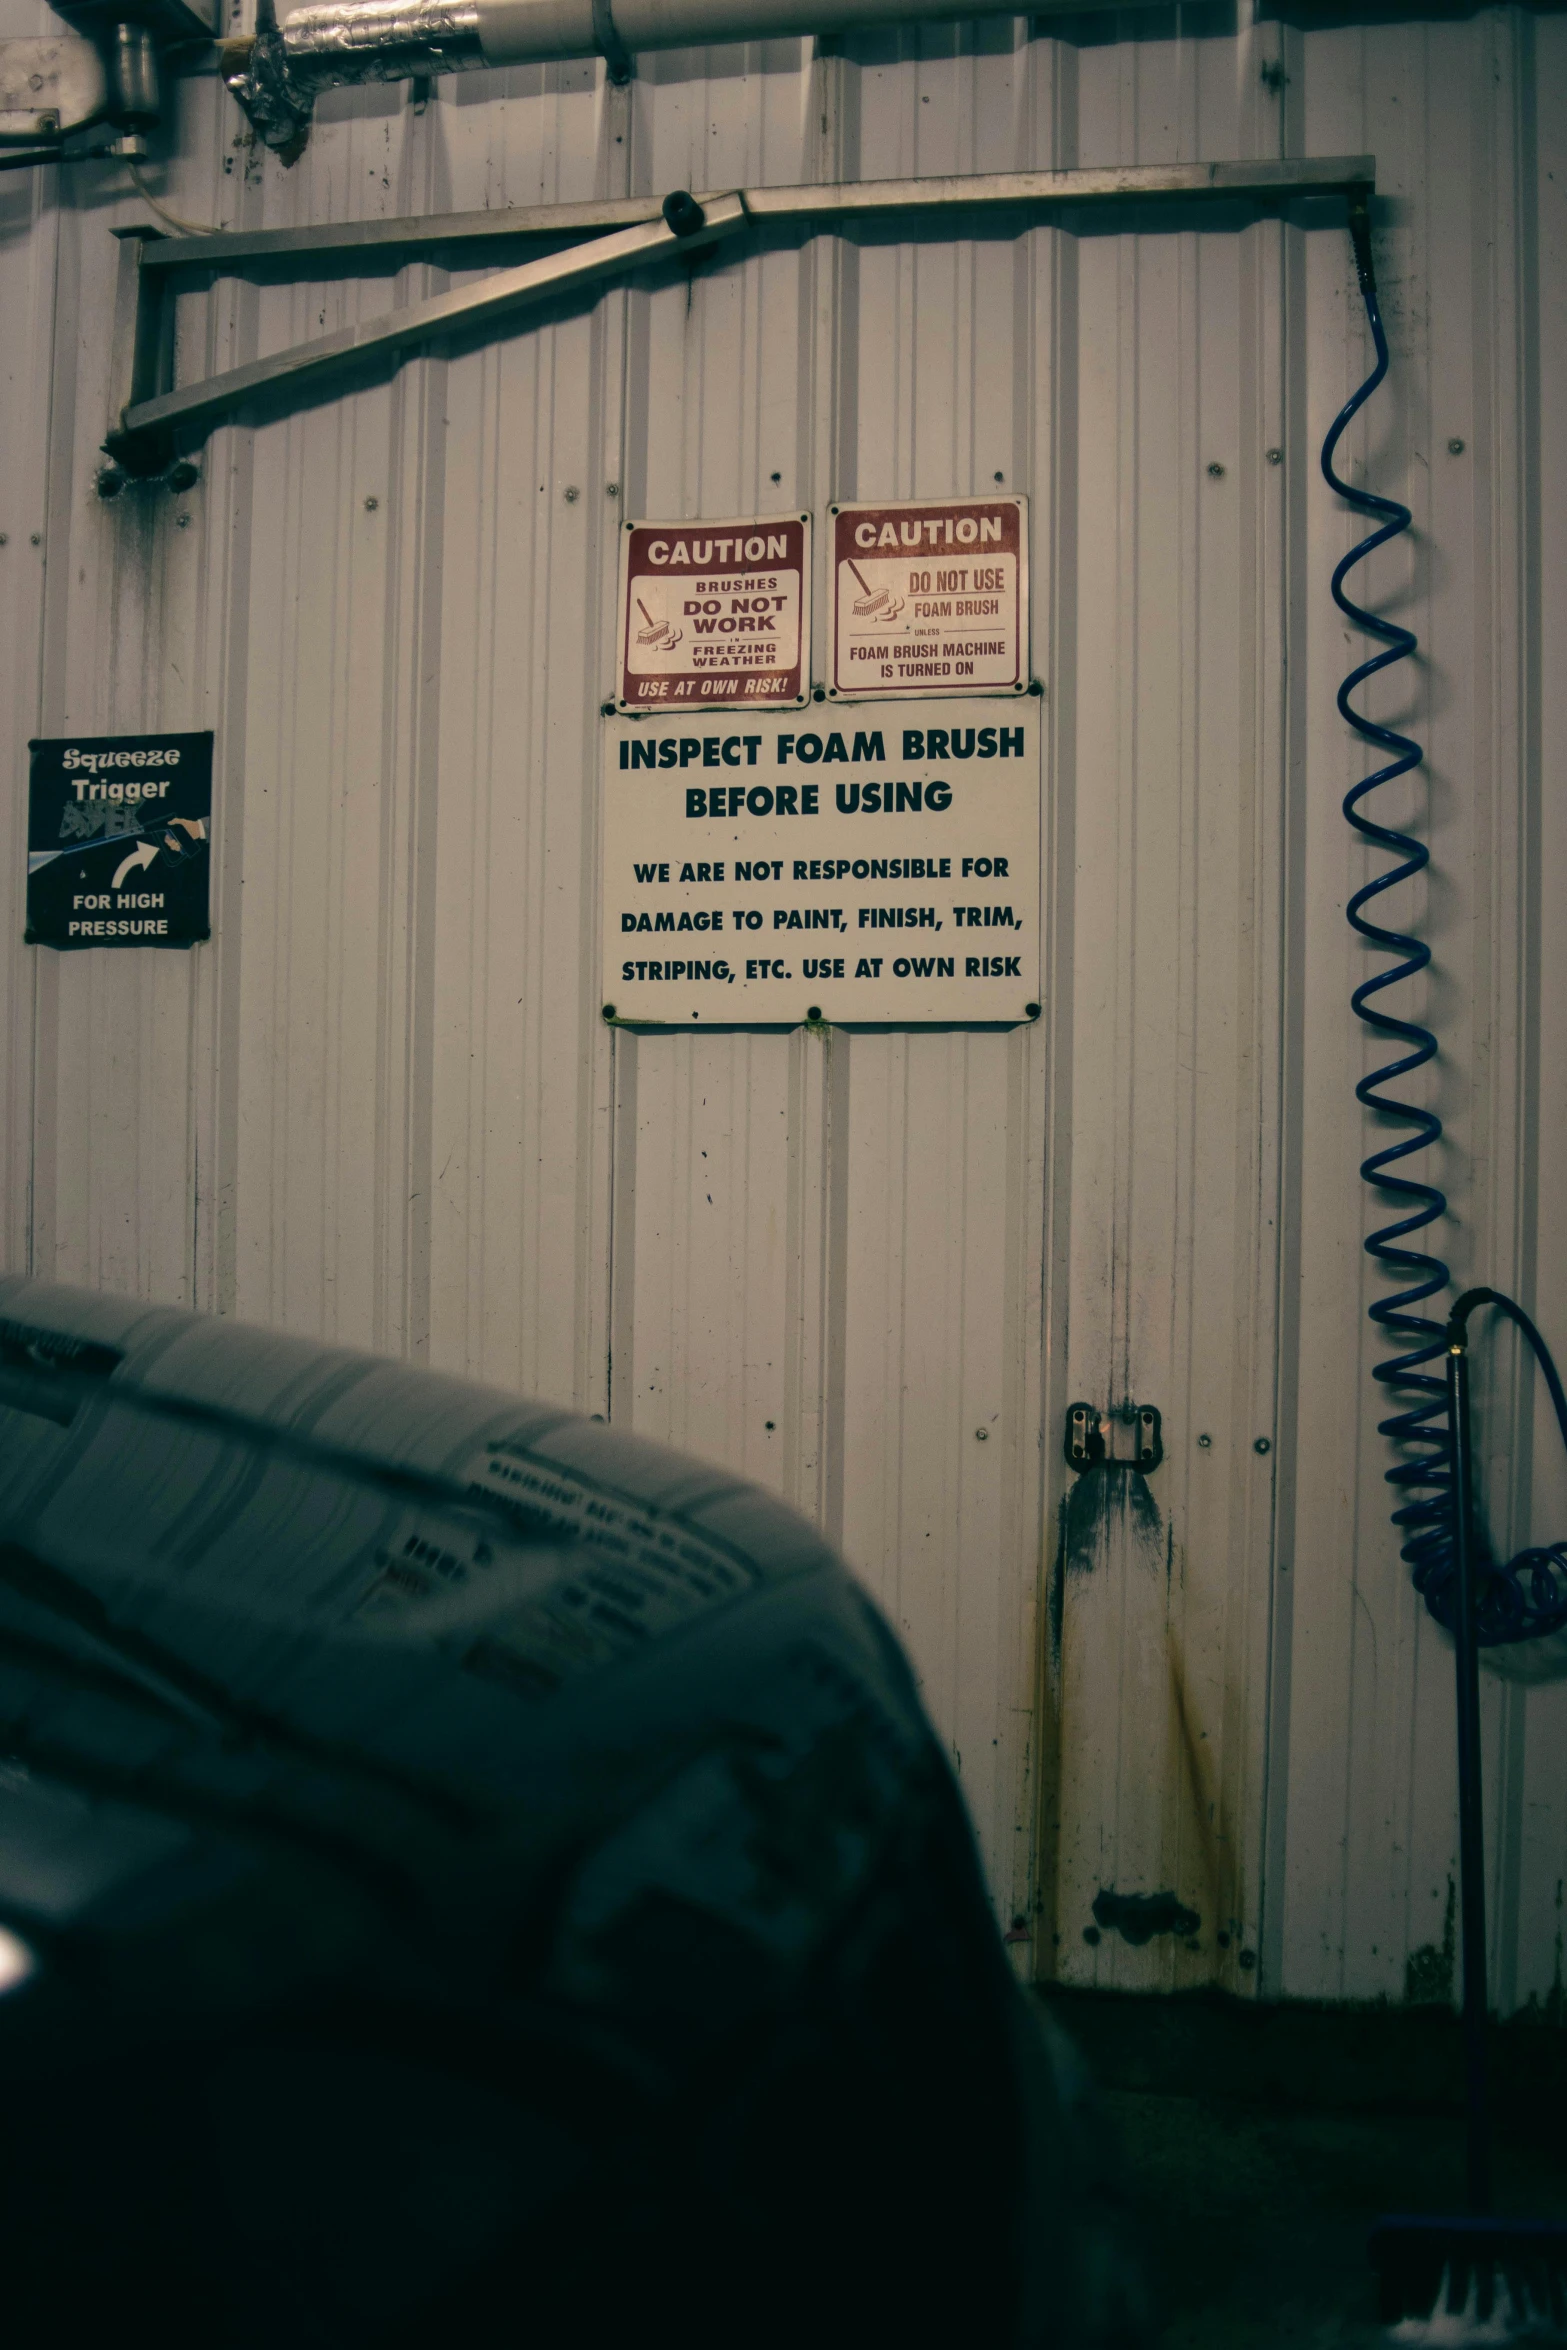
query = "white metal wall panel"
(1278, 6, 1567, 2011)
(3, 0, 1565, 2005)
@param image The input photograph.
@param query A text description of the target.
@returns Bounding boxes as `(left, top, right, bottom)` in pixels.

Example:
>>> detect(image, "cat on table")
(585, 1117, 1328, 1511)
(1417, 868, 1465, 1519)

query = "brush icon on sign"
(848, 558, 903, 621)
(635, 597, 681, 650)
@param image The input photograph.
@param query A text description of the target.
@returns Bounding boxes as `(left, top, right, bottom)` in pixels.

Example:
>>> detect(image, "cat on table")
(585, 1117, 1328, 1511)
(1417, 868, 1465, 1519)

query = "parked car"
(0, 1278, 1141, 2348)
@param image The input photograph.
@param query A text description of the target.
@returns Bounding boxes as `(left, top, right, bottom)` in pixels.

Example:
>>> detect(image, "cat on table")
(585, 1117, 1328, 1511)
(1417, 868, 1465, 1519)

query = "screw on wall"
(1266, 448, 1283, 465)
(1448, 437, 1466, 455)
(564, 485, 580, 503)
(364, 495, 378, 511)
(1260, 58, 1287, 91)
(1207, 461, 1226, 479)
(1254, 1437, 1272, 1455)
(606, 482, 619, 498)
(1197, 1432, 1213, 1448)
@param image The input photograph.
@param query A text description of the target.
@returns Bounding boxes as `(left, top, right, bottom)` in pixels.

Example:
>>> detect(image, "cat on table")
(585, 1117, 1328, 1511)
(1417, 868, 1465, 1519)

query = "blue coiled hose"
(1322, 197, 1567, 1646)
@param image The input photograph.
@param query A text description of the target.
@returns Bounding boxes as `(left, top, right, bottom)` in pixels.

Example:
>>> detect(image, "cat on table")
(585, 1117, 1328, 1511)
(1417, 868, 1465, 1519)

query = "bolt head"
(975, 1427, 989, 1441)
(1266, 448, 1283, 465)
(564, 485, 580, 503)
(166, 460, 200, 493)
(95, 467, 128, 502)
(1254, 1436, 1271, 1455)
(30, 533, 41, 546)
(1207, 461, 1226, 478)
(601, 1003, 617, 1020)
(1448, 437, 1466, 455)
(1024, 1001, 1041, 1019)
(1197, 1432, 1212, 1448)
(605, 482, 619, 497)
(363, 495, 378, 511)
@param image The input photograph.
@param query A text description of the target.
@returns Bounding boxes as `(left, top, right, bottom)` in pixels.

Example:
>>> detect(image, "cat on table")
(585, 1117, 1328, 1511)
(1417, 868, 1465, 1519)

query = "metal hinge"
(1065, 1402, 1162, 1474)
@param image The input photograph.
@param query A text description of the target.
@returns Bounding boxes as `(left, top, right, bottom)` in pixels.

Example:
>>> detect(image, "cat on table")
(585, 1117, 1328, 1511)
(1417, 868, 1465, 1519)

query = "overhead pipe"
(224, 0, 1126, 152)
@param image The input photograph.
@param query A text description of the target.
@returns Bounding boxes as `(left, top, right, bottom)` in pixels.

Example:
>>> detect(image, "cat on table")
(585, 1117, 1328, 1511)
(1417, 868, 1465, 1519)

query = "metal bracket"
(1065, 1402, 1162, 1475)
(100, 157, 1374, 478)
(104, 188, 743, 475)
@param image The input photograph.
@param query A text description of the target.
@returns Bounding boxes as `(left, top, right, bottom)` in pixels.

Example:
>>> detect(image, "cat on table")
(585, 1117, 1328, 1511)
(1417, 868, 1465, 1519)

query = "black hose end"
(662, 190, 706, 239)
(1347, 191, 1377, 302)
(1449, 1287, 1508, 1349)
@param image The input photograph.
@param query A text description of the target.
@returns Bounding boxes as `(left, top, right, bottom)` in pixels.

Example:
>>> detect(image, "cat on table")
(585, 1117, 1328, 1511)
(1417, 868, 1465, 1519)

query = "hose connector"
(1347, 188, 1377, 304)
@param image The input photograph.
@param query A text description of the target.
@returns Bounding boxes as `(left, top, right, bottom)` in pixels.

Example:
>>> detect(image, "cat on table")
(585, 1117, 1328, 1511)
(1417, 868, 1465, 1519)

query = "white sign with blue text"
(602, 700, 1040, 1026)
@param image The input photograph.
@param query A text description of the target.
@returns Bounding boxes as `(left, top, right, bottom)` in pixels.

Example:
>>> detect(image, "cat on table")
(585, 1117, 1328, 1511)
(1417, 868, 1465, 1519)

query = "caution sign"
(828, 496, 1028, 701)
(26, 731, 213, 950)
(617, 515, 809, 711)
(602, 700, 1039, 1026)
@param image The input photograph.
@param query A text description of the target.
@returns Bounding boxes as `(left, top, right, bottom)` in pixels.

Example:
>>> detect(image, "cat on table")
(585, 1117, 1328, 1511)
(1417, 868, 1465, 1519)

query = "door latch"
(1064, 1402, 1162, 1474)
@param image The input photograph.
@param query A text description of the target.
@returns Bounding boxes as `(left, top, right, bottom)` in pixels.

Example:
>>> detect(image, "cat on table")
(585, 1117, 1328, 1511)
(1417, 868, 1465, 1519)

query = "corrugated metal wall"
(3, 0, 1564, 2010)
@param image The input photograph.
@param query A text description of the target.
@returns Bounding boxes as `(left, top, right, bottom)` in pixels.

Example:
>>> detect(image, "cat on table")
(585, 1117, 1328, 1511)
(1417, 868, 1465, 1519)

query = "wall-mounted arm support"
(104, 188, 744, 474)
(102, 158, 1374, 477)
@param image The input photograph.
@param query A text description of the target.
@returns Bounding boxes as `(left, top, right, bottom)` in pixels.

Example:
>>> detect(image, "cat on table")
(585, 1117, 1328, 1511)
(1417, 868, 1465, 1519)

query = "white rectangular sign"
(602, 701, 1040, 1026)
(828, 496, 1029, 701)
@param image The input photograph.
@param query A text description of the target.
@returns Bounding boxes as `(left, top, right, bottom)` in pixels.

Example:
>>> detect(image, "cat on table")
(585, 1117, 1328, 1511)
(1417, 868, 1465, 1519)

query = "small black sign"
(26, 730, 213, 950)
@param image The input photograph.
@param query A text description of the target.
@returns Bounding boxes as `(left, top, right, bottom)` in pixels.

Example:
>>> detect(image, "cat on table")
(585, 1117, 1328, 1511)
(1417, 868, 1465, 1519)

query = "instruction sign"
(617, 514, 810, 711)
(602, 699, 1039, 1025)
(828, 496, 1028, 701)
(26, 730, 212, 950)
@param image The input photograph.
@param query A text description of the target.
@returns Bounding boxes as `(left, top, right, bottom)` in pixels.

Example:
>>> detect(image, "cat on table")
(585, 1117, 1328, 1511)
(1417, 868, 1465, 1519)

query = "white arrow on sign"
(111, 841, 160, 890)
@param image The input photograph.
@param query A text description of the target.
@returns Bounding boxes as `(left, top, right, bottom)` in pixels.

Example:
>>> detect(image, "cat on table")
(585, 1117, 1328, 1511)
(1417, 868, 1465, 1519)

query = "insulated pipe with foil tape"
(224, 0, 1132, 151)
